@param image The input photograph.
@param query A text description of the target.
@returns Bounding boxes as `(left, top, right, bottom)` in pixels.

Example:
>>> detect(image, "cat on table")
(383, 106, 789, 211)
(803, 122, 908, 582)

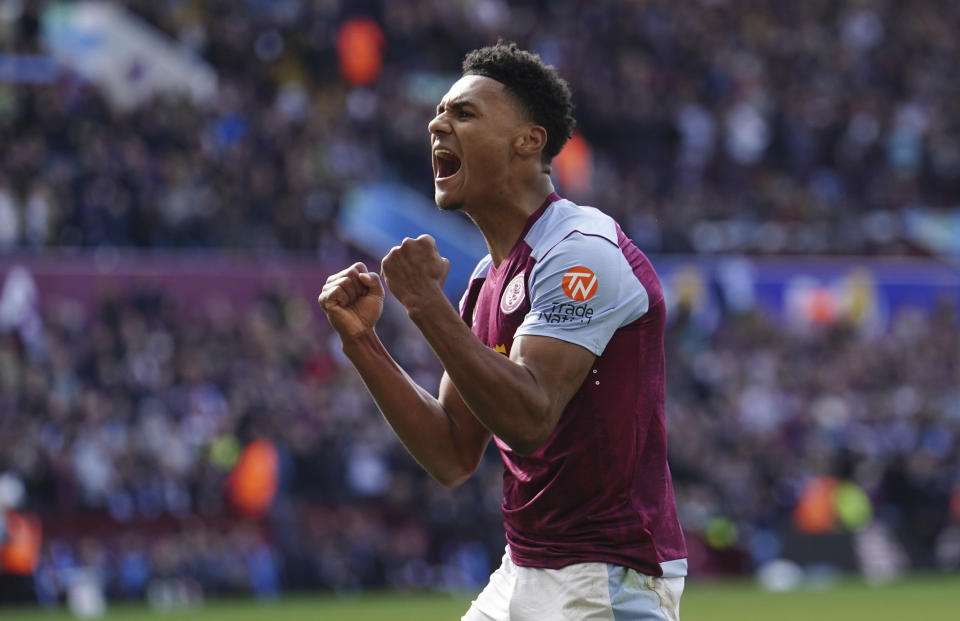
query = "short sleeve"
(514, 232, 649, 356)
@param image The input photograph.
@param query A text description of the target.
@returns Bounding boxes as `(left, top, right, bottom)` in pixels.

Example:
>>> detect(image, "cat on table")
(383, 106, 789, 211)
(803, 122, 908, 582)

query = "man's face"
(428, 75, 528, 210)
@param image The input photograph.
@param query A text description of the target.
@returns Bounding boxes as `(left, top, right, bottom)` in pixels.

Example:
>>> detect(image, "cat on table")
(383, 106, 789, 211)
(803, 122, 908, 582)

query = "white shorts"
(462, 548, 684, 621)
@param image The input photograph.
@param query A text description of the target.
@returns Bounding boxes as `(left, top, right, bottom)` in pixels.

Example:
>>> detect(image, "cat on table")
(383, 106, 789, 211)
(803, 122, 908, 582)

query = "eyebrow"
(436, 99, 476, 115)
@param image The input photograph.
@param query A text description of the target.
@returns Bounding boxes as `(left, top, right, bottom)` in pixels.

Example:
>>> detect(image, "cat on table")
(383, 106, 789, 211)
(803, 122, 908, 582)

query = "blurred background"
(0, 0, 958, 617)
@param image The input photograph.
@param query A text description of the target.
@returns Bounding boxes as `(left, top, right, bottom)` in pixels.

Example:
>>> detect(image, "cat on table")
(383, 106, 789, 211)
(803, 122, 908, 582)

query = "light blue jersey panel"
(514, 232, 649, 357)
(459, 254, 492, 314)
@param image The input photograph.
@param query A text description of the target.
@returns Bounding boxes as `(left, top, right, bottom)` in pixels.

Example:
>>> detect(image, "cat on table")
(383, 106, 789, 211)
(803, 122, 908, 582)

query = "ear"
(514, 124, 548, 157)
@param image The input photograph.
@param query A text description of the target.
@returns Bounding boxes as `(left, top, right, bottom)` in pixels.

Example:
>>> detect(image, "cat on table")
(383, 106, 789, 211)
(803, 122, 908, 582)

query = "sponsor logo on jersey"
(562, 267, 598, 301)
(500, 272, 526, 314)
(538, 301, 594, 324)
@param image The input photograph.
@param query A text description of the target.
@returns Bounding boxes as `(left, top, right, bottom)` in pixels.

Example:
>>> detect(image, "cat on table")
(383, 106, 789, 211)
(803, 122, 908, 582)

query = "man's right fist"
(318, 262, 385, 338)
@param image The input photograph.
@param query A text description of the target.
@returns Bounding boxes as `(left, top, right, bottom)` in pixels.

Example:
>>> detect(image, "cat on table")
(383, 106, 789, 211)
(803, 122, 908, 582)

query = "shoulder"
(524, 198, 619, 262)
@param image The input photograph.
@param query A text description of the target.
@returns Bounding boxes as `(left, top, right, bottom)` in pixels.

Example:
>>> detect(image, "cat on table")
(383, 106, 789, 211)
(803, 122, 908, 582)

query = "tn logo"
(562, 267, 598, 301)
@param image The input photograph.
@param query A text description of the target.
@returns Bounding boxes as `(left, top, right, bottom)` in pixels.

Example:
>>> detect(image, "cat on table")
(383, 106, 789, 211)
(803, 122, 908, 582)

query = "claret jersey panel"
(458, 193, 688, 577)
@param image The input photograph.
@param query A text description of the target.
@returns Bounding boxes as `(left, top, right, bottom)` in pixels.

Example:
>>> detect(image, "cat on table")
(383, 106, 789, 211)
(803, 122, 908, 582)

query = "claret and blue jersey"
(458, 192, 688, 578)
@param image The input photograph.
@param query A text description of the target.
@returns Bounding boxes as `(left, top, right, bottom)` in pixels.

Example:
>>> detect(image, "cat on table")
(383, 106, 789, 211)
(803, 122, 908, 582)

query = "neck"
(463, 174, 556, 266)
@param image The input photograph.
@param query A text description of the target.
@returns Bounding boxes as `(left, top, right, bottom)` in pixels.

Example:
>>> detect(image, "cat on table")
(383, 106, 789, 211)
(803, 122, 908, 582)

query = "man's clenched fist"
(381, 235, 450, 311)
(318, 262, 385, 338)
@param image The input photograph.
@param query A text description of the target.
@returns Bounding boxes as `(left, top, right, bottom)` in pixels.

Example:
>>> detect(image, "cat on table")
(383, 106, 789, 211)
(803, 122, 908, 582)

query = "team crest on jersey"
(562, 267, 598, 301)
(500, 272, 526, 314)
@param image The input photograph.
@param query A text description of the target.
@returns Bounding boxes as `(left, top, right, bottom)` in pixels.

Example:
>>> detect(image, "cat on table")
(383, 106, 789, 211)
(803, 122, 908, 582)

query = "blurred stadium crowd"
(2, 0, 959, 254)
(0, 284, 506, 600)
(1, 274, 957, 600)
(0, 0, 959, 606)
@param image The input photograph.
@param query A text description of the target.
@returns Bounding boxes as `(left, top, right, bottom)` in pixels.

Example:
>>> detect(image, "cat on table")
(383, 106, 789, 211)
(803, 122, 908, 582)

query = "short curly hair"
(462, 41, 575, 163)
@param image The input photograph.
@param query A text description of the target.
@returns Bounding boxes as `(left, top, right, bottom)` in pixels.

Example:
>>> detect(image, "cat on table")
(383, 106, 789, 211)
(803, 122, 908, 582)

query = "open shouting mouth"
(434, 148, 462, 181)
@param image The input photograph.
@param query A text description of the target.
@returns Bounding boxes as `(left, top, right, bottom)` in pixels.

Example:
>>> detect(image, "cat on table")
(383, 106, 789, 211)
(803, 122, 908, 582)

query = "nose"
(428, 113, 450, 137)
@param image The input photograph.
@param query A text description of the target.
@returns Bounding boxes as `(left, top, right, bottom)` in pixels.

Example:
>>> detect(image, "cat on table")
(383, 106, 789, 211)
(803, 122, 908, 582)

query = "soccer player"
(318, 42, 687, 620)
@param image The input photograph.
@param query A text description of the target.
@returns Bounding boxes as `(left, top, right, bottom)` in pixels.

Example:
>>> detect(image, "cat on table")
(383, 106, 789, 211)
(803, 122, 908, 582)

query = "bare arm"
(408, 305, 594, 455)
(318, 261, 489, 487)
(382, 236, 596, 456)
(341, 332, 491, 487)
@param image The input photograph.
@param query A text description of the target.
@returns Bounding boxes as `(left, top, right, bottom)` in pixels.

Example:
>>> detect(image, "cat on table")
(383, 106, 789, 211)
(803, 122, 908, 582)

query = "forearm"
(340, 329, 482, 486)
(407, 301, 551, 455)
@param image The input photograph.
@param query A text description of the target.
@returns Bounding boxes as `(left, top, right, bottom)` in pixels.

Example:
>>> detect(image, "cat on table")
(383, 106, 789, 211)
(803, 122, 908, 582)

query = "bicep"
(510, 334, 596, 426)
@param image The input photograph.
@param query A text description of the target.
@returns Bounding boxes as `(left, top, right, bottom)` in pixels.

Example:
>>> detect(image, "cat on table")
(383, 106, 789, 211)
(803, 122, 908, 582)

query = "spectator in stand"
(0, 1, 958, 254)
(1, 0, 959, 601)
(1, 283, 957, 597)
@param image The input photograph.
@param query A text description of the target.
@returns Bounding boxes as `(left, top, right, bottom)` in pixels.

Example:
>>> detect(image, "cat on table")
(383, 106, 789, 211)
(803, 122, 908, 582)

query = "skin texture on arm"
(318, 261, 490, 488)
(341, 332, 492, 487)
(381, 235, 596, 457)
(319, 235, 596, 490)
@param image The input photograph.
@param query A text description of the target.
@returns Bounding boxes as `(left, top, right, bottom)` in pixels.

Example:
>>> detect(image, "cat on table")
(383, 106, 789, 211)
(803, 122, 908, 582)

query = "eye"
(457, 109, 473, 119)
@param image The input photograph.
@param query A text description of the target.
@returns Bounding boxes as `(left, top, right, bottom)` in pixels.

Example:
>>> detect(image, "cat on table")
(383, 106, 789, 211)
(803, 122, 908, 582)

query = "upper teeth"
(436, 149, 456, 159)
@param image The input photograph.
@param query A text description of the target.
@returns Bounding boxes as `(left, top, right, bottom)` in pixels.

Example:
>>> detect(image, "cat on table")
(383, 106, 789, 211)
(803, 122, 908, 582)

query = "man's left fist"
(381, 234, 451, 309)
